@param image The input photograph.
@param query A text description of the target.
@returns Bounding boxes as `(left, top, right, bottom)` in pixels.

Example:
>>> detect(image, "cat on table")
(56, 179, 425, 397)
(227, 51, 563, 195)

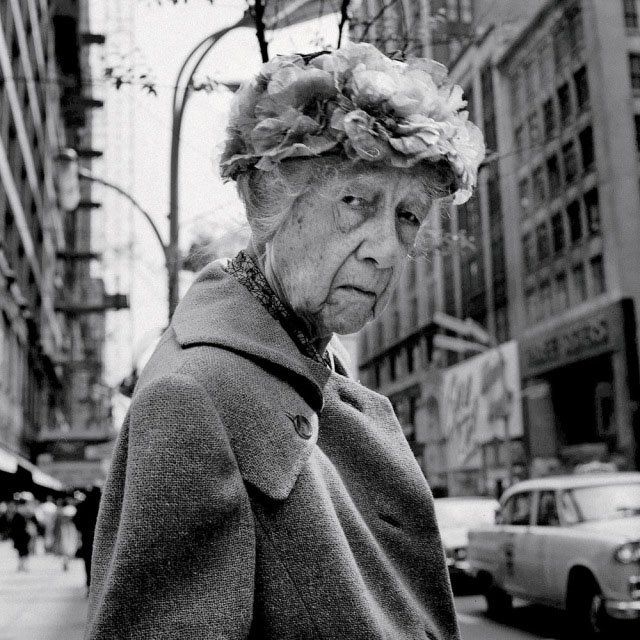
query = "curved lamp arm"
(168, 9, 253, 317)
(78, 168, 170, 267)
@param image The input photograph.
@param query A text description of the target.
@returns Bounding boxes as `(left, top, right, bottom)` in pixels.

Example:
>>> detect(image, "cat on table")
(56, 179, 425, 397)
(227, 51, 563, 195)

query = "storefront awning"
(0, 443, 64, 490)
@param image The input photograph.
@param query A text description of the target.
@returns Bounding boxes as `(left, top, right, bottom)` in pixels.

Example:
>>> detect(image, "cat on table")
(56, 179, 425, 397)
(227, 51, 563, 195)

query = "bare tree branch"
(337, 0, 350, 48)
(250, 0, 270, 62)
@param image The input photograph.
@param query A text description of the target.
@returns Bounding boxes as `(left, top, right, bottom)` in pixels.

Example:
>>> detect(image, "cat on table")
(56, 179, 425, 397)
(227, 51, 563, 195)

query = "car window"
(537, 490, 560, 526)
(502, 492, 532, 526)
(559, 490, 580, 525)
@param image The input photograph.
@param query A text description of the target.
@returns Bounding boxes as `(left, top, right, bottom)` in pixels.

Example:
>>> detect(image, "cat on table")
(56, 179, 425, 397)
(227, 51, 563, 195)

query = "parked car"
(434, 496, 499, 581)
(467, 472, 640, 636)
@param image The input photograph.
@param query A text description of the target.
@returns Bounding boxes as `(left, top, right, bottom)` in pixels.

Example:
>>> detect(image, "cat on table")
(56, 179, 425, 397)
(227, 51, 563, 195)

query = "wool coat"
(85, 261, 459, 640)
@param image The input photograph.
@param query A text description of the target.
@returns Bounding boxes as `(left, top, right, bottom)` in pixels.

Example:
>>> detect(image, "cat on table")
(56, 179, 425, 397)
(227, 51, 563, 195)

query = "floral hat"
(219, 43, 485, 205)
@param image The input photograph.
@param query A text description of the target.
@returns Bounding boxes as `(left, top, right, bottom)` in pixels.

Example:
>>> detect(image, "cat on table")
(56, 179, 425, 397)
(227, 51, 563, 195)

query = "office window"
(511, 74, 524, 119)
(519, 176, 531, 214)
(625, 0, 639, 29)
(551, 212, 565, 253)
(461, 0, 473, 23)
(525, 289, 538, 323)
(408, 294, 418, 329)
(554, 271, 569, 312)
(558, 83, 572, 125)
(495, 306, 509, 343)
(567, 4, 584, 54)
(540, 279, 552, 318)
(543, 98, 556, 139)
(514, 124, 525, 157)
(406, 259, 416, 289)
(574, 66, 590, 112)
(536, 222, 550, 261)
(584, 187, 600, 235)
(567, 200, 583, 243)
(572, 262, 587, 301)
(590, 255, 605, 295)
(528, 111, 541, 147)
(562, 140, 579, 183)
(546, 154, 561, 197)
(539, 41, 554, 87)
(533, 166, 546, 205)
(579, 125, 595, 172)
(522, 232, 536, 272)
(377, 321, 385, 350)
(630, 53, 640, 94)
(469, 258, 482, 291)
(446, 0, 459, 20)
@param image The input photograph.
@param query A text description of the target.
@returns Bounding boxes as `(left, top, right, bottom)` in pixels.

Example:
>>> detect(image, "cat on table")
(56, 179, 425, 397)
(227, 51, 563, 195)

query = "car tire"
(567, 575, 607, 637)
(485, 584, 512, 618)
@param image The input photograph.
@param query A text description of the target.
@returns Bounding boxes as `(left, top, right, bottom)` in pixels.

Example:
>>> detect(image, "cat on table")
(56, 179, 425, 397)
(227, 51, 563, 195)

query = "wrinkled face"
(266, 162, 436, 337)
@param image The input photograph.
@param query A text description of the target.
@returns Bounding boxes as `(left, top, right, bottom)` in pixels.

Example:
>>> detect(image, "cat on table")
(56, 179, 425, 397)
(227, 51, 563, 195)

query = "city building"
(497, 0, 640, 475)
(0, 0, 123, 493)
(354, 0, 640, 494)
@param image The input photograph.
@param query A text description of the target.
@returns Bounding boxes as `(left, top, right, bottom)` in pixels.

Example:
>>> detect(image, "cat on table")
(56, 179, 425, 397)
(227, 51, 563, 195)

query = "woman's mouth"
(336, 285, 376, 298)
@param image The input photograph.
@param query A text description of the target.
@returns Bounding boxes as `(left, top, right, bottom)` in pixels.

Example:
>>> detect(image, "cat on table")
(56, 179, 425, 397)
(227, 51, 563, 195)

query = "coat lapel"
(170, 260, 336, 500)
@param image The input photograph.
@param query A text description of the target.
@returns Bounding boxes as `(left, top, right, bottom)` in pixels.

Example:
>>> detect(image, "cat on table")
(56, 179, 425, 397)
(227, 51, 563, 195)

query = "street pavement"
(0, 543, 631, 640)
(455, 594, 567, 640)
(0, 541, 87, 640)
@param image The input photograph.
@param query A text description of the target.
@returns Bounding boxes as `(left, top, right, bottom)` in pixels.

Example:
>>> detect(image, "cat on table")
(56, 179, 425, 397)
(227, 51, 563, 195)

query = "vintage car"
(433, 496, 499, 581)
(467, 472, 640, 635)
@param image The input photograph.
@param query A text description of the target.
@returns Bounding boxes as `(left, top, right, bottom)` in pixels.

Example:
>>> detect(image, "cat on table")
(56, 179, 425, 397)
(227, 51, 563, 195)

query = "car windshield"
(434, 500, 498, 528)
(566, 482, 640, 522)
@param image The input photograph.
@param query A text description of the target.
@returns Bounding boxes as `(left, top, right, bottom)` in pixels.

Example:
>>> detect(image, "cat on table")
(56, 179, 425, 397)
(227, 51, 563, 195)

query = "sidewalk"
(0, 541, 87, 640)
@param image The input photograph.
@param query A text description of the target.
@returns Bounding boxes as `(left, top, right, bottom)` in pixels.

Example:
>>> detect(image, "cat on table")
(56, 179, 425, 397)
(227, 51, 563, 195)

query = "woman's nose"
(355, 206, 403, 269)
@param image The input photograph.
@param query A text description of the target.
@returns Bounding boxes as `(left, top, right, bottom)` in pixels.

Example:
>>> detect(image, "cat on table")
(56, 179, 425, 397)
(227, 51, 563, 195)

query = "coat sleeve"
(85, 373, 255, 640)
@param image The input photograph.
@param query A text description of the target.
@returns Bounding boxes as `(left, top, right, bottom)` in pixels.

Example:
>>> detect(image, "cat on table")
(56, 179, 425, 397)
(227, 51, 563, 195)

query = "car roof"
(501, 472, 640, 499)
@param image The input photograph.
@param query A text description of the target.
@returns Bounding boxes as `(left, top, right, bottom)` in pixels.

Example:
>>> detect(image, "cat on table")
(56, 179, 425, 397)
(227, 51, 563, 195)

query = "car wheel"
(485, 584, 512, 617)
(567, 575, 607, 637)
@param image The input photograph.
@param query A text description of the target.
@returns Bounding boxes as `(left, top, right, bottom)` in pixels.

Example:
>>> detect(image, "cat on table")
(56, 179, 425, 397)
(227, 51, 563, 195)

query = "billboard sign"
(441, 341, 523, 471)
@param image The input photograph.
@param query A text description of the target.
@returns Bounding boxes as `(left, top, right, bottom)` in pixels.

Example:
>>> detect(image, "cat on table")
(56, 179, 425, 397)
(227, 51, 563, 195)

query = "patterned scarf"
(224, 251, 331, 368)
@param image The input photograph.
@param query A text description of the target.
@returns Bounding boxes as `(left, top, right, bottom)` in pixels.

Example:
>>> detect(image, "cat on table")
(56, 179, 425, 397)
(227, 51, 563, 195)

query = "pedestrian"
(6, 498, 33, 571)
(37, 495, 58, 553)
(53, 497, 79, 571)
(86, 43, 484, 640)
(73, 486, 102, 593)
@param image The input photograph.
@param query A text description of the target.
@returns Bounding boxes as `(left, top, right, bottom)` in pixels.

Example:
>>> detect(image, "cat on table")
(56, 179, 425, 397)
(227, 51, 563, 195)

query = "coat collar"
(171, 260, 347, 500)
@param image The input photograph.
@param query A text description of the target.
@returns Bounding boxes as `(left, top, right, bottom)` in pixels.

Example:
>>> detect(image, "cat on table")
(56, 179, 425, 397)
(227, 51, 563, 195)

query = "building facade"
(497, 0, 640, 474)
(354, 0, 640, 494)
(0, 0, 121, 493)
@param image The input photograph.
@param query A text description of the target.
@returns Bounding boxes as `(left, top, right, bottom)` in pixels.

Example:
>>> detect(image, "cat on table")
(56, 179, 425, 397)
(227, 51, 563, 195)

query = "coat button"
(291, 414, 313, 439)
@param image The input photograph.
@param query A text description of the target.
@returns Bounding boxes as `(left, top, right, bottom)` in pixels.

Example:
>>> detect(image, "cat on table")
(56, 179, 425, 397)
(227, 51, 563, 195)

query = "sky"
(88, 0, 344, 390)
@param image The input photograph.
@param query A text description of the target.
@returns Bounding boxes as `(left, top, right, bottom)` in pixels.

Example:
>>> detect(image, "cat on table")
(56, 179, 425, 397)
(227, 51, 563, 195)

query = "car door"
(528, 489, 563, 604)
(500, 491, 535, 596)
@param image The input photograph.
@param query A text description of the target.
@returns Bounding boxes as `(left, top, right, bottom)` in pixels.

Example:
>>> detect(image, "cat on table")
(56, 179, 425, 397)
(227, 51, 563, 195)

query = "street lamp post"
(168, 10, 253, 317)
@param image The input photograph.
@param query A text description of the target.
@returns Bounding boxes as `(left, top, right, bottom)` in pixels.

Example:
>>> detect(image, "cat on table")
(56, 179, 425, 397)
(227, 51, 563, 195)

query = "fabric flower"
(219, 42, 486, 202)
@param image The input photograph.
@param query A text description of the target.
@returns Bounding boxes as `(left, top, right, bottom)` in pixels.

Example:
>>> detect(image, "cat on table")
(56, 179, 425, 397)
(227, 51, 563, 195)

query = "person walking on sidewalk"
(53, 497, 79, 571)
(73, 486, 101, 592)
(86, 43, 484, 640)
(7, 498, 33, 571)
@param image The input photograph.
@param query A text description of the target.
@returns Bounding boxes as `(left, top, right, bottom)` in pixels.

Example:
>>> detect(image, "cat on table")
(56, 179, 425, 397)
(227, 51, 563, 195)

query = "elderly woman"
(86, 44, 484, 640)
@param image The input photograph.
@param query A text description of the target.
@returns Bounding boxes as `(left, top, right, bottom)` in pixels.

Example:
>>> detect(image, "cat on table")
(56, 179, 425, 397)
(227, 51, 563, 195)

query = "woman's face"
(266, 162, 435, 337)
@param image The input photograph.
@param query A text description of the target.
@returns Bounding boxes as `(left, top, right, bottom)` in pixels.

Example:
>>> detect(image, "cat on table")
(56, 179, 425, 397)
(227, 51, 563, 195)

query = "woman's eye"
(398, 209, 420, 226)
(342, 195, 367, 209)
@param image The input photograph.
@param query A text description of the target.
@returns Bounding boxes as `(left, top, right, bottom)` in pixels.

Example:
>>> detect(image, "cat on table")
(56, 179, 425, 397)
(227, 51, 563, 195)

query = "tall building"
(355, 0, 640, 494)
(0, 0, 69, 493)
(496, 0, 640, 474)
(0, 0, 124, 493)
